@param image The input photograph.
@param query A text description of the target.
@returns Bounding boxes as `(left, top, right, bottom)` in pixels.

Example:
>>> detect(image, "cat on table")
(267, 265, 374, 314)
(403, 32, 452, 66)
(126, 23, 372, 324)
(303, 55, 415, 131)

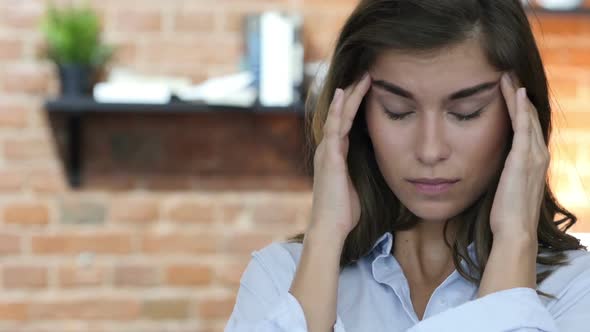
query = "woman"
(225, 1, 589, 331)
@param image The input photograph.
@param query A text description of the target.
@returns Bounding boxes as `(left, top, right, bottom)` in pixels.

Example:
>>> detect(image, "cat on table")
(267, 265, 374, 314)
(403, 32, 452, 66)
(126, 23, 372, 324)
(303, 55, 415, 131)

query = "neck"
(393, 219, 458, 286)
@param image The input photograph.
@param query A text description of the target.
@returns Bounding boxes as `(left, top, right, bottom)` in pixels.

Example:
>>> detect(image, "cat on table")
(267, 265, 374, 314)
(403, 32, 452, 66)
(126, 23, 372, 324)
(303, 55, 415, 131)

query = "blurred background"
(0, 0, 588, 331)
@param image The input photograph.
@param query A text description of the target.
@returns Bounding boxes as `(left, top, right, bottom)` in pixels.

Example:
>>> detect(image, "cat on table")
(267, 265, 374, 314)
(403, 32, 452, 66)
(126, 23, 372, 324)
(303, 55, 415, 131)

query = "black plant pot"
(58, 64, 95, 97)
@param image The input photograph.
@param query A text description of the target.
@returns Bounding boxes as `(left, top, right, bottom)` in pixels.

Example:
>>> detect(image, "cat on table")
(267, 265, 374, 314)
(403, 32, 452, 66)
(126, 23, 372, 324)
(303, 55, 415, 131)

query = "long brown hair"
(290, 0, 586, 298)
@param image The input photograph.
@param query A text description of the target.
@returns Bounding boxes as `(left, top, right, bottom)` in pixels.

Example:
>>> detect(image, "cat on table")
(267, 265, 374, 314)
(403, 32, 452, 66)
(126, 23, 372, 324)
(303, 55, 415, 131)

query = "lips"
(408, 178, 460, 185)
(408, 178, 459, 196)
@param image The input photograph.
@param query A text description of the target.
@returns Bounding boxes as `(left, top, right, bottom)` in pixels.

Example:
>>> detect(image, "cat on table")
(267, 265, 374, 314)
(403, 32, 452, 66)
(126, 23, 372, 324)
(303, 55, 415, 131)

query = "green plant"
(41, 3, 114, 67)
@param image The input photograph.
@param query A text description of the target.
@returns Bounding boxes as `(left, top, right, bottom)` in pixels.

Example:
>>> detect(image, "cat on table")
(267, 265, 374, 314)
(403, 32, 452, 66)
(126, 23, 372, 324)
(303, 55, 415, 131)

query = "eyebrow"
(372, 79, 500, 101)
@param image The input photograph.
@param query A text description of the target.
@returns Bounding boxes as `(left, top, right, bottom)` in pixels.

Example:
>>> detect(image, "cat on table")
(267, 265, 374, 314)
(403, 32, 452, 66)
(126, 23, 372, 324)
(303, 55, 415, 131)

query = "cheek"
(453, 106, 511, 177)
(367, 131, 411, 196)
(365, 105, 406, 175)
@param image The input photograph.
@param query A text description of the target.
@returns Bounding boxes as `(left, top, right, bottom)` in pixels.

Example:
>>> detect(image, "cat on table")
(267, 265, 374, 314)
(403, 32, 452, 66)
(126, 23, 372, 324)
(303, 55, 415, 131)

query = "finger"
(505, 73, 549, 161)
(512, 87, 532, 161)
(527, 106, 546, 159)
(513, 78, 544, 144)
(500, 73, 518, 129)
(501, 73, 534, 159)
(525, 98, 547, 148)
(507, 73, 544, 148)
(519, 90, 550, 167)
(323, 89, 344, 139)
(519, 94, 549, 212)
(528, 102, 544, 143)
(342, 73, 367, 100)
(517, 88, 542, 146)
(508, 72, 522, 89)
(337, 75, 365, 131)
(526, 101, 547, 157)
(340, 73, 371, 136)
(525, 101, 549, 175)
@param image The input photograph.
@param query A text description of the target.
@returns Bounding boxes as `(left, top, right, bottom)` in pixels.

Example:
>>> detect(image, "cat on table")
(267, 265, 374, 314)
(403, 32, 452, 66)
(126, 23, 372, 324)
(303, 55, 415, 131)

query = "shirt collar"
(367, 231, 477, 267)
(370, 232, 394, 256)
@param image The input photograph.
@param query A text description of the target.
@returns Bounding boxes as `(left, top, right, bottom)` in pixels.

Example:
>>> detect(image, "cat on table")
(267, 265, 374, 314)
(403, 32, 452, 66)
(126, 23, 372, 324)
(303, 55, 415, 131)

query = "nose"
(415, 112, 451, 165)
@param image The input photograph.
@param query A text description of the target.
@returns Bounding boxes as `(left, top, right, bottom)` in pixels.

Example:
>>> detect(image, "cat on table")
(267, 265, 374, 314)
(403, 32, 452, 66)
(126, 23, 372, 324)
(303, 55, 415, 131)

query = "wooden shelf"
(45, 97, 306, 188)
(45, 96, 305, 115)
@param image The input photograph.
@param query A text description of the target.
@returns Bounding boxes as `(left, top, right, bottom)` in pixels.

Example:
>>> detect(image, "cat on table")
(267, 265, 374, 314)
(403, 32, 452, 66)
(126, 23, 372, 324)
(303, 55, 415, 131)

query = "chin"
(402, 200, 462, 223)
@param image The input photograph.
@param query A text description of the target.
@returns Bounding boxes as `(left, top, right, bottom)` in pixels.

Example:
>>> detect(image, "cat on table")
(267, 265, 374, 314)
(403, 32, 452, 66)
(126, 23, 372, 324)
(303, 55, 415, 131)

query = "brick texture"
(3, 202, 50, 226)
(2, 265, 48, 289)
(165, 264, 213, 286)
(0, 0, 587, 331)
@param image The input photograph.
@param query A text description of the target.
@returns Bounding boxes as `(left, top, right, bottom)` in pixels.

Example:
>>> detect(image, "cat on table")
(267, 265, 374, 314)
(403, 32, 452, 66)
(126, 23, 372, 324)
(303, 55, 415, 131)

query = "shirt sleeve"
(408, 253, 590, 332)
(224, 243, 347, 332)
(406, 287, 559, 332)
(551, 264, 590, 332)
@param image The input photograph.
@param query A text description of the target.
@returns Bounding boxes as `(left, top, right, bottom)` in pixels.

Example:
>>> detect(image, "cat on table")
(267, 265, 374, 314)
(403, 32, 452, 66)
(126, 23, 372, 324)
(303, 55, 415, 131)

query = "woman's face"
(365, 38, 511, 223)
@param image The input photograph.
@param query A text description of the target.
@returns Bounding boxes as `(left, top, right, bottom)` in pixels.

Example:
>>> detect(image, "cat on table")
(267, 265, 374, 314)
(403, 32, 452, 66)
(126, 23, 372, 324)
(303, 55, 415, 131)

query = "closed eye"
(452, 107, 486, 121)
(384, 107, 486, 121)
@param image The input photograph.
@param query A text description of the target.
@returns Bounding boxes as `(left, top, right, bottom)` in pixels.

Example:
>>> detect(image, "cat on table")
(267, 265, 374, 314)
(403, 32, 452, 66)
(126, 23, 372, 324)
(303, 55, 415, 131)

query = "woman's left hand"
(489, 72, 549, 242)
(478, 73, 549, 297)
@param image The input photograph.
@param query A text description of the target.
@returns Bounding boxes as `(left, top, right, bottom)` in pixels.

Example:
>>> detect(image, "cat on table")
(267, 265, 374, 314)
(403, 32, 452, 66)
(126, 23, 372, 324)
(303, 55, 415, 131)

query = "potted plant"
(41, 3, 114, 96)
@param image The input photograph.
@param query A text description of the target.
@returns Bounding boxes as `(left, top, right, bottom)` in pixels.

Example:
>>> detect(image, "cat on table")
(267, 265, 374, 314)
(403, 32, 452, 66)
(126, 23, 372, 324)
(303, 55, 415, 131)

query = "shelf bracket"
(66, 113, 82, 187)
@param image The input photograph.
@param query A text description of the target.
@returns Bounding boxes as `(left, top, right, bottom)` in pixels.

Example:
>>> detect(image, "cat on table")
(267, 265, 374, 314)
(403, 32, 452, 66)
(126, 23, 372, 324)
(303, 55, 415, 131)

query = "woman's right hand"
(307, 72, 373, 244)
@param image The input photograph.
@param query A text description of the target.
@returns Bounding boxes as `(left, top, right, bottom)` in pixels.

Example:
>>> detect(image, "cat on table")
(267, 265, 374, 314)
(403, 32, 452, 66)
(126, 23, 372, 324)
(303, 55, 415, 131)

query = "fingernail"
(363, 72, 370, 81)
(334, 88, 342, 100)
(504, 73, 512, 85)
(519, 87, 526, 99)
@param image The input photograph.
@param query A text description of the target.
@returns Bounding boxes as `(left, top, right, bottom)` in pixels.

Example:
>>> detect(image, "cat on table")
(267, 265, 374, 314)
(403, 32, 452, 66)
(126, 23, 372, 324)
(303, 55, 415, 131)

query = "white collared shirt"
(225, 232, 590, 331)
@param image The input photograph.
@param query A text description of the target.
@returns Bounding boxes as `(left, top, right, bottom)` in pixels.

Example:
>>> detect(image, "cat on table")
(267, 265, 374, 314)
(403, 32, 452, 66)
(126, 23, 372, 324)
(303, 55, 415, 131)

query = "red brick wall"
(0, 0, 588, 331)
(528, 8, 590, 232)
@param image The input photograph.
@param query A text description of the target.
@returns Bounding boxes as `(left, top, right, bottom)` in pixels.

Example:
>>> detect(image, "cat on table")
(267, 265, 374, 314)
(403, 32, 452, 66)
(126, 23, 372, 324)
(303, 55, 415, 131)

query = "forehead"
(369, 38, 500, 99)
